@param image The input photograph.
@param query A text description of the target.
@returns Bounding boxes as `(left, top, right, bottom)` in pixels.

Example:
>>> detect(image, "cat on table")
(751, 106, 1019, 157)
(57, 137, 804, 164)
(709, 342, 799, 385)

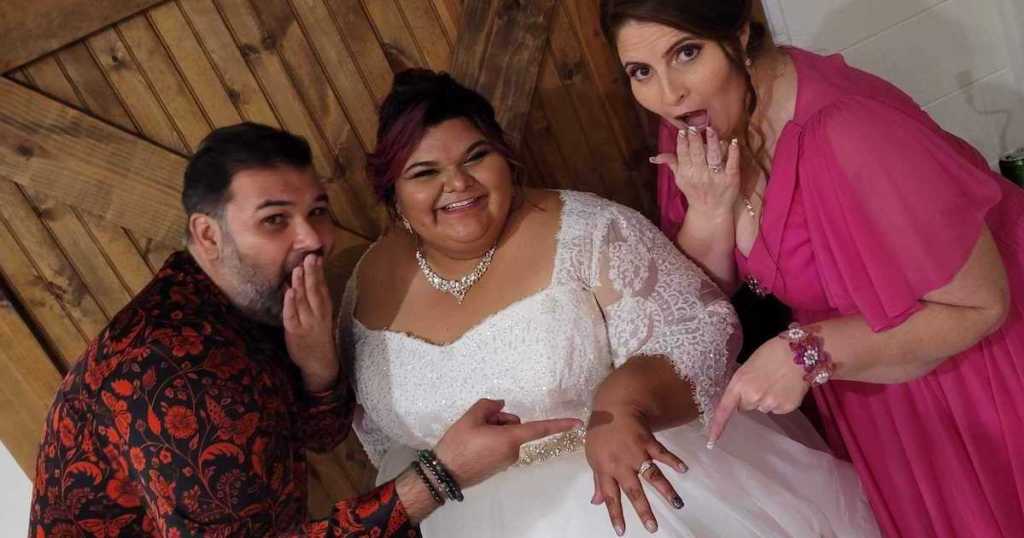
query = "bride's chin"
(433, 226, 501, 251)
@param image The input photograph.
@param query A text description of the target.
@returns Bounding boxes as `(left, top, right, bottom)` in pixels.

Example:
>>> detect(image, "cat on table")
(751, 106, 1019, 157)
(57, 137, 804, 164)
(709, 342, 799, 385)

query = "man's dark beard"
(219, 233, 288, 326)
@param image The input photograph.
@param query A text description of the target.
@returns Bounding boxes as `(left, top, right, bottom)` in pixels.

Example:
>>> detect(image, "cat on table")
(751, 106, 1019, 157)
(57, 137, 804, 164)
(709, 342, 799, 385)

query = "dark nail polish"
(672, 496, 685, 509)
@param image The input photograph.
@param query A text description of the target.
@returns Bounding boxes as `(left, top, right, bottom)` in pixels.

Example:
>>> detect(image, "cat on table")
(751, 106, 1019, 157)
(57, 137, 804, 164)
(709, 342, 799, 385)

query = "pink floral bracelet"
(779, 323, 835, 386)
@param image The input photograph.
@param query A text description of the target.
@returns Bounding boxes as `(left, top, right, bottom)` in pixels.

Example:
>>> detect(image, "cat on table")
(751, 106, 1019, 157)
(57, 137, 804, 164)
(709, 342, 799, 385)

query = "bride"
(337, 69, 879, 537)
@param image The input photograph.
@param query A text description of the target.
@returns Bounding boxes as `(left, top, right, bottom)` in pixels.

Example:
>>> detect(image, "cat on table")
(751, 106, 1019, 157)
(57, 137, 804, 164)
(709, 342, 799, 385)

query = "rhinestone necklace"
(415, 245, 497, 304)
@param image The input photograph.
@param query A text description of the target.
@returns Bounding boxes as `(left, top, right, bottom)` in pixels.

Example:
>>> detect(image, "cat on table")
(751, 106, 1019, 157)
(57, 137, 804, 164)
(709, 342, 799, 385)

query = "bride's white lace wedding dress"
(339, 191, 880, 537)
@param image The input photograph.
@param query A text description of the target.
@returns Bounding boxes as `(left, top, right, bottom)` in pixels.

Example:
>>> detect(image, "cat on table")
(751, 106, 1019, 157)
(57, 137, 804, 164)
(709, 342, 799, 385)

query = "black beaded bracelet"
(410, 461, 445, 505)
(417, 450, 460, 502)
(417, 449, 463, 502)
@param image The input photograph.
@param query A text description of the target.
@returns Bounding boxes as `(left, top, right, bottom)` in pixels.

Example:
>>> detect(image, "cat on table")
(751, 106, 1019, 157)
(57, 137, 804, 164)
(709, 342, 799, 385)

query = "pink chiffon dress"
(657, 47, 1024, 537)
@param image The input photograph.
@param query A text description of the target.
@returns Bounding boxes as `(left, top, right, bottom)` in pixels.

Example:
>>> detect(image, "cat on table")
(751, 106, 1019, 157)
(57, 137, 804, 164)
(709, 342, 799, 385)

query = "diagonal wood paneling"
(1, 69, 138, 370)
(246, 0, 384, 235)
(0, 281, 63, 477)
(0, 182, 93, 365)
(21, 50, 159, 289)
(0, 0, 167, 72)
(450, 0, 558, 146)
(393, 0, 453, 71)
(361, 0, 434, 71)
(0, 77, 188, 245)
(325, 0, 395, 102)
(290, 0, 380, 147)
(17, 58, 156, 302)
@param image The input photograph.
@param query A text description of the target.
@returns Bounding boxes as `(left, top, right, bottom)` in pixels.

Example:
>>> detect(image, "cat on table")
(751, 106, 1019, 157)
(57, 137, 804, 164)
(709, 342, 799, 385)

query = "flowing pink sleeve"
(799, 96, 1002, 331)
(656, 120, 687, 238)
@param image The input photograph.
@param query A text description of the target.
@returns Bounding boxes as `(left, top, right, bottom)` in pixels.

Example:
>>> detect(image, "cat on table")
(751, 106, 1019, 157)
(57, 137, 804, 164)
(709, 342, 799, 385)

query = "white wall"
(0, 442, 31, 537)
(762, 0, 1024, 165)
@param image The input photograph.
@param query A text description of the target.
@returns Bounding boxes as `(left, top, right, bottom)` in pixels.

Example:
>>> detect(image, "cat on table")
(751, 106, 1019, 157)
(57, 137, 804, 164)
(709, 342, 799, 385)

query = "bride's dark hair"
(368, 69, 525, 220)
(599, 0, 772, 173)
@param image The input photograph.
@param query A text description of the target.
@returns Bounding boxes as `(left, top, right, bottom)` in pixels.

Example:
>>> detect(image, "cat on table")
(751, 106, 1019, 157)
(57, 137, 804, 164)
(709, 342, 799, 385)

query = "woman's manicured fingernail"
(678, 129, 686, 138)
(645, 519, 658, 533)
(730, 138, 739, 146)
(706, 440, 715, 450)
(687, 126, 699, 134)
(648, 156, 659, 164)
(615, 524, 625, 536)
(672, 496, 685, 509)
(678, 462, 688, 473)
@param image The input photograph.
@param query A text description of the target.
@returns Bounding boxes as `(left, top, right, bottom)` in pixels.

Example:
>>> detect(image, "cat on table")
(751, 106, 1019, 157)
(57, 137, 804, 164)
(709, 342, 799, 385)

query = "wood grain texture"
(0, 77, 188, 246)
(0, 0, 166, 72)
(450, 0, 557, 145)
(0, 281, 63, 477)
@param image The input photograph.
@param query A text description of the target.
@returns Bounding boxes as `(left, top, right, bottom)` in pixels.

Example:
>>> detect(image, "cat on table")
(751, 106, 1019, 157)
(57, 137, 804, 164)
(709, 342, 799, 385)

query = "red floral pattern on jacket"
(29, 252, 417, 537)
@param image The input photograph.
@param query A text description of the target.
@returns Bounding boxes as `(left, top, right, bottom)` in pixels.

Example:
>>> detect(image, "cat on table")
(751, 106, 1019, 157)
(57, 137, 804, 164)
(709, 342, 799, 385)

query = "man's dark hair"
(182, 122, 313, 226)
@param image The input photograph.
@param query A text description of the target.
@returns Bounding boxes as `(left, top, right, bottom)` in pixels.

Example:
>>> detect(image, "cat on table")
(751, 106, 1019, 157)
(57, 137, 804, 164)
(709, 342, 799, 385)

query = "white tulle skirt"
(376, 412, 881, 537)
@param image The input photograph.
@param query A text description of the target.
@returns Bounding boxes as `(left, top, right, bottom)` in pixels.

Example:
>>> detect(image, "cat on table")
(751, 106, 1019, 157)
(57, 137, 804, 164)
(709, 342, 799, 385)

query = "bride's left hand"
(707, 336, 809, 447)
(585, 403, 687, 535)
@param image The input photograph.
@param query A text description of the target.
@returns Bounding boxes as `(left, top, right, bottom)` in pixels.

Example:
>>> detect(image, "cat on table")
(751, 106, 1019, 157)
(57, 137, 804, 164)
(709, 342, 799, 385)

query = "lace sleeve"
(586, 201, 740, 423)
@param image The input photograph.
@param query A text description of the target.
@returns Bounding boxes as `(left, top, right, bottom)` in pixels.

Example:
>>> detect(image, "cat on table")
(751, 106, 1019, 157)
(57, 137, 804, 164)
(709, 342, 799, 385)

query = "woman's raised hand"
(651, 126, 742, 221)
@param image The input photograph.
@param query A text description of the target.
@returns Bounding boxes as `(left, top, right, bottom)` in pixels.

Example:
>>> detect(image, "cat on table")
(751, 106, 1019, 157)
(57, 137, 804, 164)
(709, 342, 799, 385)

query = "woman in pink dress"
(601, 1, 1024, 536)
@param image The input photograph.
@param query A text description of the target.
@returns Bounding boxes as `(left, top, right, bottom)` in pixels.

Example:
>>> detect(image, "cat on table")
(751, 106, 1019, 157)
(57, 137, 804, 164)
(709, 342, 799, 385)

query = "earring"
(744, 57, 753, 67)
(399, 213, 413, 234)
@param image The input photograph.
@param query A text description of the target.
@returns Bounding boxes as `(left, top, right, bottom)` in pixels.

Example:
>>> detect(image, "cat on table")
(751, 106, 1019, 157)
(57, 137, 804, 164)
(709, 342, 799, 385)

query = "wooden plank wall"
(0, 0, 655, 515)
(0, 0, 167, 72)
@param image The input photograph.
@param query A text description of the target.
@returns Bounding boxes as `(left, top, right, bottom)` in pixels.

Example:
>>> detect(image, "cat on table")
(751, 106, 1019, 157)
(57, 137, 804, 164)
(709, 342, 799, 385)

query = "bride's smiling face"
(395, 118, 514, 258)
